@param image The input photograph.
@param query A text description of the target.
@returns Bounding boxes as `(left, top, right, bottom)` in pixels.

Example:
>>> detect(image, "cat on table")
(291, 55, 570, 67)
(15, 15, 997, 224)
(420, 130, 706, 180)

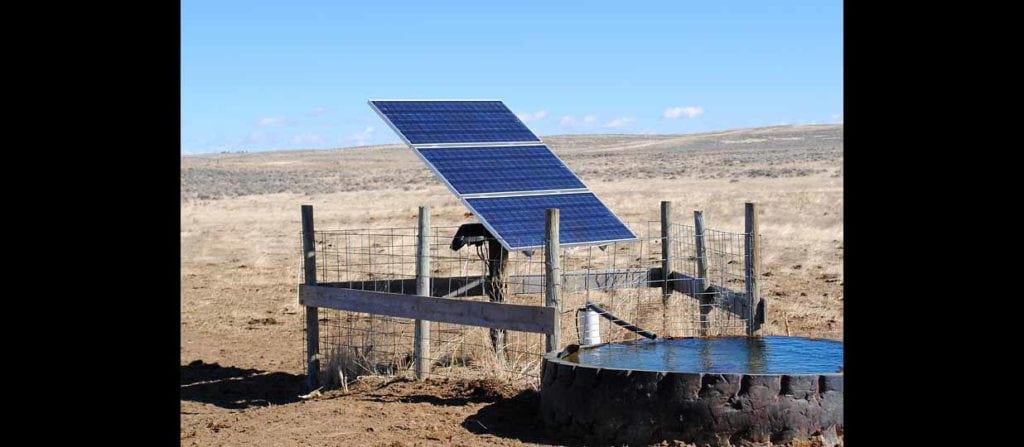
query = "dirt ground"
(181, 368, 573, 446)
(181, 124, 843, 446)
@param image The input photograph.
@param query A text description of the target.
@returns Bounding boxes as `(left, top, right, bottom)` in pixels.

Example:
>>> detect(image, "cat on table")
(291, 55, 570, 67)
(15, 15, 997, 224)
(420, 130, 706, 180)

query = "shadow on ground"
(181, 360, 305, 409)
(461, 390, 586, 446)
(356, 377, 517, 406)
(362, 393, 490, 406)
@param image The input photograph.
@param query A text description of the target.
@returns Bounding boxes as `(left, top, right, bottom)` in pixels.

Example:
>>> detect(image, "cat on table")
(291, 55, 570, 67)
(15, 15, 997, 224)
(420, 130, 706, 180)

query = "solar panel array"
(466, 193, 635, 249)
(370, 100, 539, 145)
(370, 99, 636, 250)
(418, 145, 585, 194)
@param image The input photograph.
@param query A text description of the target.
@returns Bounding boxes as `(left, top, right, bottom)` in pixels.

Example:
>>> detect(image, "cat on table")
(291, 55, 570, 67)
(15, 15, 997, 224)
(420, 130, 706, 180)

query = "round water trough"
(539, 336, 843, 445)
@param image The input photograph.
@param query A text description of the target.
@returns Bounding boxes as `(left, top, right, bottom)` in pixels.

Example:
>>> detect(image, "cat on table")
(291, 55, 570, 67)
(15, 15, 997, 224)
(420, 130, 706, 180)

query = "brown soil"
(182, 369, 580, 446)
(181, 126, 843, 446)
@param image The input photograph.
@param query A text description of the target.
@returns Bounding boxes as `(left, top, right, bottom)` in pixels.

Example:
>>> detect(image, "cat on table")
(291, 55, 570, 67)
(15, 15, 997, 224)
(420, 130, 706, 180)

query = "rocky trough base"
(539, 353, 843, 446)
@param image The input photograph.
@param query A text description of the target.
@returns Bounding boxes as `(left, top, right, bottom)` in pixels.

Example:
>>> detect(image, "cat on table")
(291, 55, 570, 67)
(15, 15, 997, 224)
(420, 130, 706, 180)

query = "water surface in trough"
(571, 336, 842, 374)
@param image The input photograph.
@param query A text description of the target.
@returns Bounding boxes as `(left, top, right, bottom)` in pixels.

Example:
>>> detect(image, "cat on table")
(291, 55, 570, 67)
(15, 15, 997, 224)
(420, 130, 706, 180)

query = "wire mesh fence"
(300, 211, 811, 388)
(307, 226, 548, 388)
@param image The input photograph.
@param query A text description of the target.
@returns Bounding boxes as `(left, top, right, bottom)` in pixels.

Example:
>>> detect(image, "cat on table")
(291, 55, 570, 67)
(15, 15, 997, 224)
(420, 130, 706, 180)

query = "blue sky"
(182, 1, 842, 154)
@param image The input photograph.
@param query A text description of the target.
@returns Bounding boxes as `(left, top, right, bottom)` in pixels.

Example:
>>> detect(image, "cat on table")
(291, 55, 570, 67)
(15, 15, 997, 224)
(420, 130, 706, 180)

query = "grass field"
(180, 124, 843, 446)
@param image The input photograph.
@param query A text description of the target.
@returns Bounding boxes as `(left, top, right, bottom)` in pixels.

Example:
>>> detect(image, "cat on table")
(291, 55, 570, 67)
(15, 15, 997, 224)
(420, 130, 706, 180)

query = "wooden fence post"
(301, 205, 320, 391)
(694, 210, 711, 336)
(415, 206, 431, 380)
(660, 201, 673, 335)
(545, 208, 561, 353)
(744, 202, 762, 336)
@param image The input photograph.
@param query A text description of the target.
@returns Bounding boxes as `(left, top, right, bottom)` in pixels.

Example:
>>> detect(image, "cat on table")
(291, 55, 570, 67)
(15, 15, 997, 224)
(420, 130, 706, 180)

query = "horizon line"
(181, 123, 843, 157)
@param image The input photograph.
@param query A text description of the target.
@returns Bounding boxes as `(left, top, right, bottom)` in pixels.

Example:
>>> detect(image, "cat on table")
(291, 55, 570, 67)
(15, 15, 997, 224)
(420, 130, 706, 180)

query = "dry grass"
(181, 124, 843, 376)
(181, 124, 842, 445)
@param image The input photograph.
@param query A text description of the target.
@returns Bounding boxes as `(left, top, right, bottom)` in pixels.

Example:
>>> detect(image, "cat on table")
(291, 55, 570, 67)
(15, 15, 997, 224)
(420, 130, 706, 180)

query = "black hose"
(585, 302, 658, 339)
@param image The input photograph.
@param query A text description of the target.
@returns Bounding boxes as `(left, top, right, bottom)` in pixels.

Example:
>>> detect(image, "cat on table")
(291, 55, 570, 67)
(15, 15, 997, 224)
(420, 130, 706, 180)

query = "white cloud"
(310, 107, 328, 116)
(292, 133, 325, 146)
(559, 114, 599, 128)
(604, 117, 636, 128)
(832, 114, 843, 123)
(247, 130, 268, 143)
(517, 110, 549, 123)
(663, 106, 704, 119)
(257, 117, 285, 127)
(349, 126, 376, 146)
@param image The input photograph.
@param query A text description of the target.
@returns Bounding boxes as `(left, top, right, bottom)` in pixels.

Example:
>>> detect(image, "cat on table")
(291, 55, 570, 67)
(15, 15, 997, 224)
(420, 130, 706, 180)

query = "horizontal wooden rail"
(703, 284, 751, 319)
(299, 284, 556, 334)
(319, 276, 485, 298)
(665, 271, 703, 297)
(565, 268, 655, 291)
(665, 270, 751, 321)
(320, 267, 661, 297)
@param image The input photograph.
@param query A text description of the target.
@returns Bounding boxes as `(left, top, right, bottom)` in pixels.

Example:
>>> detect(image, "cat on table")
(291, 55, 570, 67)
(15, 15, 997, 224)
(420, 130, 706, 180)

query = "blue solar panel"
(418, 145, 585, 195)
(465, 193, 635, 249)
(369, 99, 638, 250)
(370, 100, 540, 145)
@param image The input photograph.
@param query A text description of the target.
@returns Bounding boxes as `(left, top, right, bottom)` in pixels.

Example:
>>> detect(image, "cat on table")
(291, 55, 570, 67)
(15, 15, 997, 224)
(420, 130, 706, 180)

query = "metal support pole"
(486, 239, 509, 362)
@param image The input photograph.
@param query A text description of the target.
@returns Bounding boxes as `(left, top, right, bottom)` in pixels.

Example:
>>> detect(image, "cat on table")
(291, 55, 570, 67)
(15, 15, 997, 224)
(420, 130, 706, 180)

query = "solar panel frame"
(368, 99, 638, 251)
